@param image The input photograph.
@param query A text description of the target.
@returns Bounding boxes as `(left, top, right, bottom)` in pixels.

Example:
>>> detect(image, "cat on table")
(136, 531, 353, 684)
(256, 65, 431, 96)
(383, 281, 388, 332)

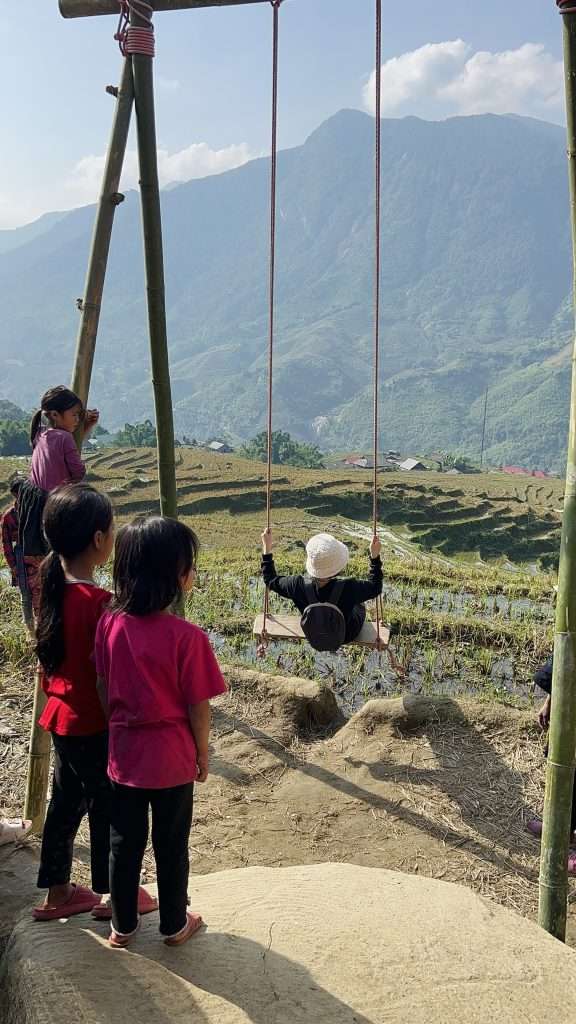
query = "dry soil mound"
(2, 862, 576, 1023)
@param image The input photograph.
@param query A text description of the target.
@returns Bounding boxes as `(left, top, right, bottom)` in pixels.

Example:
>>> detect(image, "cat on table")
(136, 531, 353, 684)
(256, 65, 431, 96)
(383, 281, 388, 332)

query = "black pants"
(346, 604, 366, 644)
(37, 731, 111, 893)
(110, 781, 194, 936)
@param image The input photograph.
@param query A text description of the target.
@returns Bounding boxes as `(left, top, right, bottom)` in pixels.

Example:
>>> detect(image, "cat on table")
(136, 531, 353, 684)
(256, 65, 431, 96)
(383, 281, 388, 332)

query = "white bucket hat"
(305, 533, 349, 579)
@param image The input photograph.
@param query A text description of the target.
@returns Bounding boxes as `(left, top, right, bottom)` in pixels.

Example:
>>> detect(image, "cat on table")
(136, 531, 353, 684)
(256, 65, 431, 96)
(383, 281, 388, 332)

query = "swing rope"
(260, 0, 283, 649)
(258, 0, 389, 657)
(373, 0, 384, 650)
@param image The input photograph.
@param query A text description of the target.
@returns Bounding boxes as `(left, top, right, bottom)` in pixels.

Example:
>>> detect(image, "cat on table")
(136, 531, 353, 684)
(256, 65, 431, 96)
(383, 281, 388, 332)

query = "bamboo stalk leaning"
(23, 665, 51, 834)
(71, 57, 135, 448)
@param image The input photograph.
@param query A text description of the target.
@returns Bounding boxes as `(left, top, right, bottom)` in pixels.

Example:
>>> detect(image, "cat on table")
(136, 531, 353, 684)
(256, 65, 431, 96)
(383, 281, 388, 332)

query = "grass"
(0, 447, 560, 711)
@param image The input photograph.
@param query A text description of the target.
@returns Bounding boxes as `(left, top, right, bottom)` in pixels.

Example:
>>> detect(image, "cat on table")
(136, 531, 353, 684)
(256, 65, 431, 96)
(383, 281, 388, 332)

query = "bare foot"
(42, 883, 74, 909)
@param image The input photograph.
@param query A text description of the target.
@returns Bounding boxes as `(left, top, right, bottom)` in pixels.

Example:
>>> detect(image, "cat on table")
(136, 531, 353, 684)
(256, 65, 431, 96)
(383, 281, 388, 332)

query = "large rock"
(2, 862, 576, 1023)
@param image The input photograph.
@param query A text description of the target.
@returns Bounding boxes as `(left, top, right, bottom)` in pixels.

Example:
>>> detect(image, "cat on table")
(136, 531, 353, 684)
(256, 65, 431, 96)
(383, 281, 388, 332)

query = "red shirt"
(39, 581, 111, 736)
(95, 611, 227, 789)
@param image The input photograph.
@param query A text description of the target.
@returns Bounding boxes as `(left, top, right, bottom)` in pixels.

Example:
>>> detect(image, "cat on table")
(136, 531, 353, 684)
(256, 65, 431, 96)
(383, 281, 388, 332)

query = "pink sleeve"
(62, 432, 86, 482)
(179, 628, 227, 706)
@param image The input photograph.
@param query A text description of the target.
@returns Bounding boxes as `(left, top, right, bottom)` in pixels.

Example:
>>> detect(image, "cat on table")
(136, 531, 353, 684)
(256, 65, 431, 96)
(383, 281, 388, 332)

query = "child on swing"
(261, 528, 383, 648)
(20, 386, 100, 617)
(95, 516, 227, 948)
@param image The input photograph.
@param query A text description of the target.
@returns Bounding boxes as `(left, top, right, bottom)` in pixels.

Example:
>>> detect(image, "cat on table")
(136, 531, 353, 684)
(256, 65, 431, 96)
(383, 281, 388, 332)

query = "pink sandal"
(33, 884, 101, 921)
(164, 911, 204, 946)
(92, 887, 158, 920)
(109, 918, 141, 949)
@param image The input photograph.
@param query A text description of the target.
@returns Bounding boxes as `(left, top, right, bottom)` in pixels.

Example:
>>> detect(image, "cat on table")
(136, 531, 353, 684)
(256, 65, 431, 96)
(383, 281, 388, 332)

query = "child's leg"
(110, 783, 150, 935)
(150, 782, 194, 937)
(23, 556, 43, 619)
(19, 582, 34, 631)
(77, 732, 111, 896)
(37, 735, 87, 898)
(346, 604, 367, 643)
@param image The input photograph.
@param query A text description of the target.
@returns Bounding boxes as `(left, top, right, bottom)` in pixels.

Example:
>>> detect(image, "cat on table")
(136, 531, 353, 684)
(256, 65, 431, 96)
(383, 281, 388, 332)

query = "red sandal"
(109, 919, 141, 949)
(92, 887, 158, 920)
(164, 911, 204, 946)
(33, 884, 101, 921)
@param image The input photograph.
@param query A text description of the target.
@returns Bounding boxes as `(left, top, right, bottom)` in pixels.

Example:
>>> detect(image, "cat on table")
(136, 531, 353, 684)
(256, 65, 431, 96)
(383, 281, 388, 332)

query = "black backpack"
(300, 580, 346, 652)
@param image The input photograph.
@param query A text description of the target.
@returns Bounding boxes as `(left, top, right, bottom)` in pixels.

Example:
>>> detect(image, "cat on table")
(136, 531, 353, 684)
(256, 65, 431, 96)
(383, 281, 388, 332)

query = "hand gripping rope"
(115, 0, 156, 56)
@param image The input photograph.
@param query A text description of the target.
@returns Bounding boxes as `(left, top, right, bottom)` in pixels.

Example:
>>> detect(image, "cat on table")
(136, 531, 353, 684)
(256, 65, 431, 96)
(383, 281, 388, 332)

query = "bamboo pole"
(71, 58, 134, 425)
(23, 63, 135, 839)
(131, 6, 178, 519)
(538, 5, 576, 941)
(60, 0, 266, 16)
(23, 666, 51, 834)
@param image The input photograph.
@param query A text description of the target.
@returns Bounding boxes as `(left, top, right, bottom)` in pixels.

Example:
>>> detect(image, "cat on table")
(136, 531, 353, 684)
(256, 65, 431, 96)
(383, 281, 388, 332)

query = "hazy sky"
(0, 0, 567, 229)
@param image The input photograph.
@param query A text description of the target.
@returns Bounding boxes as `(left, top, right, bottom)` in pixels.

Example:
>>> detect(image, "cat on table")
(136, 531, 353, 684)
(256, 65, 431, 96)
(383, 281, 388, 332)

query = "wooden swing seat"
(253, 613, 390, 649)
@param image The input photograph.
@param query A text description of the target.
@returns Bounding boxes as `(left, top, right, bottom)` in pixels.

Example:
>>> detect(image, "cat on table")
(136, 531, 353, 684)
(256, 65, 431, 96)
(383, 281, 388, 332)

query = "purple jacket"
(30, 429, 86, 492)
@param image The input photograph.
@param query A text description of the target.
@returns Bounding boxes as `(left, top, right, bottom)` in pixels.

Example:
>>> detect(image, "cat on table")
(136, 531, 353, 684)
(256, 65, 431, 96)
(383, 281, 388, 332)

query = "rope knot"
(115, 0, 155, 57)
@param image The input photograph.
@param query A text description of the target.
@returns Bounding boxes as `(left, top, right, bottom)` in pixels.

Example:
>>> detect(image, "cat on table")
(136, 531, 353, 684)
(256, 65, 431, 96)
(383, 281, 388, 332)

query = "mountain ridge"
(0, 109, 572, 470)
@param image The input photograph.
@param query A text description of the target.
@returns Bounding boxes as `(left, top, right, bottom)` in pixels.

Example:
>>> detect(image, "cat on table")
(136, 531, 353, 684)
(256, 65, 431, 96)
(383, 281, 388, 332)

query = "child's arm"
(348, 536, 383, 603)
(260, 529, 301, 600)
(188, 700, 211, 782)
(538, 695, 551, 730)
(62, 431, 87, 482)
(96, 675, 109, 718)
(534, 657, 553, 730)
(83, 409, 100, 438)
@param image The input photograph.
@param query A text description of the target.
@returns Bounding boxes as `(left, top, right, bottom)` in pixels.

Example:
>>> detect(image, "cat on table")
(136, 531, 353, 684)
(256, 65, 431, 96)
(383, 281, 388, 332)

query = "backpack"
(300, 579, 346, 652)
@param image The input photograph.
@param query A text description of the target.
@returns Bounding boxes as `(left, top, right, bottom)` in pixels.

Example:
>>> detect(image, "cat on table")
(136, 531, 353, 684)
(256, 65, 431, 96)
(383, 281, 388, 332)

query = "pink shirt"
(94, 610, 227, 789)
(30, 429, 86, 492)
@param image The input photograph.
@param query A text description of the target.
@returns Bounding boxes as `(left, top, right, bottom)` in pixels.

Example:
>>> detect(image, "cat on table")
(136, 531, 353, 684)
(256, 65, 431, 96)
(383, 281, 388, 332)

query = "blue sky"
(0, 0, 567, 229)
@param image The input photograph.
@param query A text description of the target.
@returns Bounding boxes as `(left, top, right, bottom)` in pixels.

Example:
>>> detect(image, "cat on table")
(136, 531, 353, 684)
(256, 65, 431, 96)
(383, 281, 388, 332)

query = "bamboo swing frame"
(59, 0, 267, 15)
(24, 0, 575, 947)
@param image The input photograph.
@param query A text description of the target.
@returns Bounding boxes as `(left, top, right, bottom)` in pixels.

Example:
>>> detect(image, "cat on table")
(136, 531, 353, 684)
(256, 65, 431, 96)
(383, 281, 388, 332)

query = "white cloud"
(364, 40, 470, 116)
(65, 140, 254, 206)
(0, 139, 254, 230)
(364, 40, 564, 122)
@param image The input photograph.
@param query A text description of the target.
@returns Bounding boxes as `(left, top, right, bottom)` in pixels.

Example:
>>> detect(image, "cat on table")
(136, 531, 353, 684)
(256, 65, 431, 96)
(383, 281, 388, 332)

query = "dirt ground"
(2, 664, 575, 944)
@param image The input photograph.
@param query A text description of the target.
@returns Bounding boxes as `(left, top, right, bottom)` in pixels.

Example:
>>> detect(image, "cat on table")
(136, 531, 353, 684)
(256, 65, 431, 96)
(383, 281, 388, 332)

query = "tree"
(114, 420, 157, 448)
(436, 450, 478, 474)
(241, 430, 324, 469)
(0, 419, 29, 456)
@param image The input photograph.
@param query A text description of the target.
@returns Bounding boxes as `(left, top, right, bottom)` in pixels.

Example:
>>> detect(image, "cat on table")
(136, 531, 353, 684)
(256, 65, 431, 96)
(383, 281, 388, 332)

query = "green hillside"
(0, 110, 572, 470)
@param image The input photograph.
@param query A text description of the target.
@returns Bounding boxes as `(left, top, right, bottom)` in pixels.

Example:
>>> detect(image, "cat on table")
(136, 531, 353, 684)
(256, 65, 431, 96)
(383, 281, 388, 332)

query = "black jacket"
(261, 553, 383, 628)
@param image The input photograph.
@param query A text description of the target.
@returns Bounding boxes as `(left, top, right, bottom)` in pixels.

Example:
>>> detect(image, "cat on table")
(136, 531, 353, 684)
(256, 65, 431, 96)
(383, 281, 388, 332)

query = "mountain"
(0, 399, 27, 421)
(0, 211, 68, 256)
(0, 109, 573, 471)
